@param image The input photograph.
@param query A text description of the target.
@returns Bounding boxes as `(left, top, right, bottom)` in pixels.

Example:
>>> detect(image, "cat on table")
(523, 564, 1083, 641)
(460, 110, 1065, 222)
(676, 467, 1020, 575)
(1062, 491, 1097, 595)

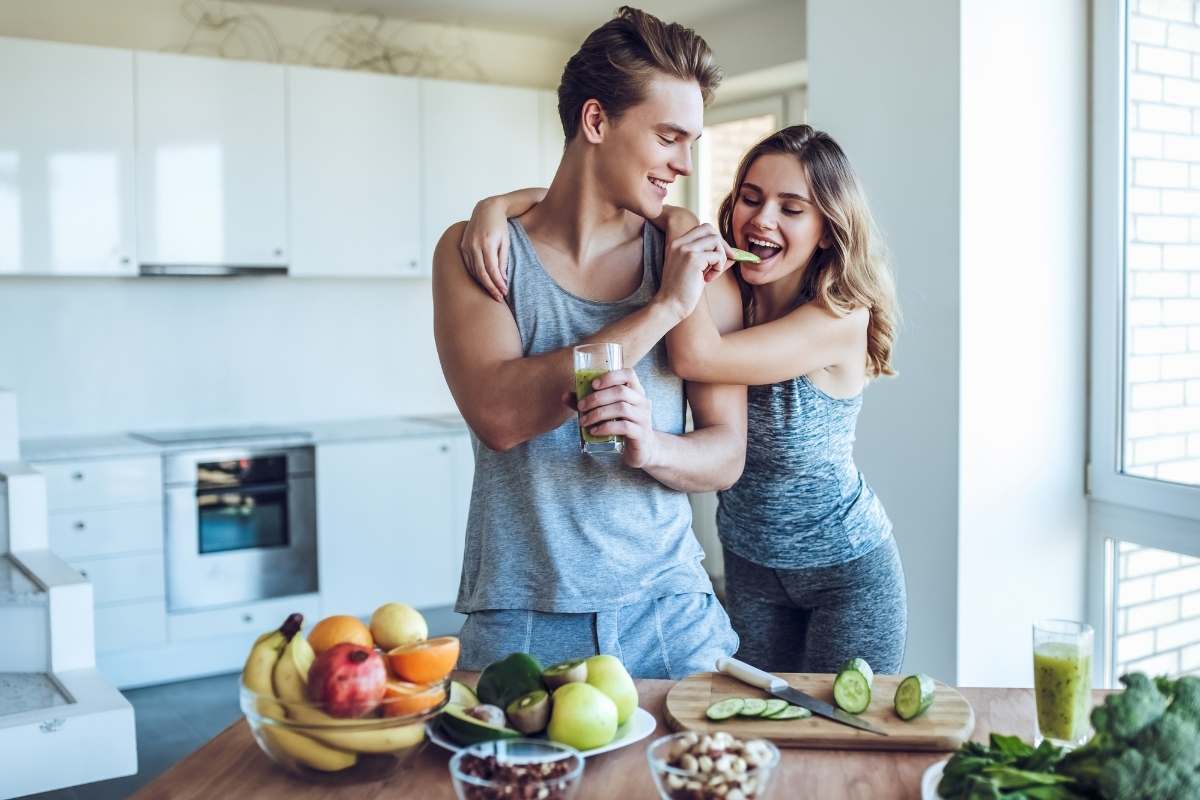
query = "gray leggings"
(722, 537, 908, 674)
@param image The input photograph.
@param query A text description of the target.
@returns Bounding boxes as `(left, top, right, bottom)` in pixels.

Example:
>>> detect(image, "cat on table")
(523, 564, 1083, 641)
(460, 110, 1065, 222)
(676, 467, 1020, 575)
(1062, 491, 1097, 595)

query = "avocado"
(476, 652, 546, 710)
(439, 703, 520, 746)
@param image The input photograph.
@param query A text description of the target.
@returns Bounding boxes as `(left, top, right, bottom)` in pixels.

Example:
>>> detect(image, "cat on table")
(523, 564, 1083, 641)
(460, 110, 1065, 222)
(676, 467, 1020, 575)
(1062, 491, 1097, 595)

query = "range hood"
(139, 264, 287, 277)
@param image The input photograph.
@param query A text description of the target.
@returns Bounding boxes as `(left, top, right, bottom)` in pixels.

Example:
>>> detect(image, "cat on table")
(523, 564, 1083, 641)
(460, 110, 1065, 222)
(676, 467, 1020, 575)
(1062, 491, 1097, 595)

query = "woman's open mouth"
(745, 236, 782, 262)
(648, 176, 670, 197)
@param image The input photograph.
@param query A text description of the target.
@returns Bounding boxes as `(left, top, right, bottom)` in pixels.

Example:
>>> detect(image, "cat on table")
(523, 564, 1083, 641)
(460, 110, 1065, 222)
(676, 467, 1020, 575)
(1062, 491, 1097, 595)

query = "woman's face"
(729, 152, 828, 286)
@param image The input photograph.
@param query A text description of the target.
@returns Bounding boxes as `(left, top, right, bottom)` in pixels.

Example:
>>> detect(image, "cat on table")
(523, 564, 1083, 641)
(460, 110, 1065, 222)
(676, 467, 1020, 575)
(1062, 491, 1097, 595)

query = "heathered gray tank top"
(454, 218, 714, 614)
(717, 374, 892, 569)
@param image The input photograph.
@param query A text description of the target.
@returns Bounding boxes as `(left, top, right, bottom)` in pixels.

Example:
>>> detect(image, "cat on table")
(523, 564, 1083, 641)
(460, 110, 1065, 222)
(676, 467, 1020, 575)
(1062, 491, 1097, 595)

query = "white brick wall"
(1124, 1, 1200, 488)
(1115, 541, 1200, 678)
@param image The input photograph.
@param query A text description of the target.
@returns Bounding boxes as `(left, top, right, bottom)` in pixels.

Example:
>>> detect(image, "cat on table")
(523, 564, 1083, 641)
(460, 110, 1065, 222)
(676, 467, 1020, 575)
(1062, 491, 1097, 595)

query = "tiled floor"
(19, 607, 464, 799)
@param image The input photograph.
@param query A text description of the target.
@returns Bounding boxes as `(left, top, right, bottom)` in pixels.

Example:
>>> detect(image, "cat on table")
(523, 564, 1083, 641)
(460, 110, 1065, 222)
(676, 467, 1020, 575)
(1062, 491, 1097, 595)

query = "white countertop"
(19, 414, 469, 463)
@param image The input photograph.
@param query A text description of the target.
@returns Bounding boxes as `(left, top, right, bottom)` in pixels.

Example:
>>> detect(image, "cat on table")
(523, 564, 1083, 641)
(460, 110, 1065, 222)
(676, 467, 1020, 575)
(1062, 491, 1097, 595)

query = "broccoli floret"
(1088, 673, 1169, 745)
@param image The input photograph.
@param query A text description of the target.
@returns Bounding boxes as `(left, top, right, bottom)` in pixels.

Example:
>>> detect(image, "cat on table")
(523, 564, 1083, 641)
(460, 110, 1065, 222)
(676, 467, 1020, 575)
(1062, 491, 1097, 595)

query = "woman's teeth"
(649, 177, 668, 191)
(746, 236, 781, 260)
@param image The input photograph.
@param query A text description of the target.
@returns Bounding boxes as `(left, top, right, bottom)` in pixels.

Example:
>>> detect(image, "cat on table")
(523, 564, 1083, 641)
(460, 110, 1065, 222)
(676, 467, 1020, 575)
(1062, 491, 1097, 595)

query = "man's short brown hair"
(558, 6, 721, 142)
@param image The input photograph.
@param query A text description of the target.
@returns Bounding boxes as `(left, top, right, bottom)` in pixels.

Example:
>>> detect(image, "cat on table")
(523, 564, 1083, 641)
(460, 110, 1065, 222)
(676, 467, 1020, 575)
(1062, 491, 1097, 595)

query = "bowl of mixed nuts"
(448, 738, 584, 800)
(645, 731, 780, 800)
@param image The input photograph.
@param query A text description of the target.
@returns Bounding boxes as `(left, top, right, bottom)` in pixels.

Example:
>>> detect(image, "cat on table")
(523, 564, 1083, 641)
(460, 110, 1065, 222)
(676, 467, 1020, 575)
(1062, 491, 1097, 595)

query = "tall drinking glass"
(1032, 619, 1093, 748)
(573, 343, 624, 455)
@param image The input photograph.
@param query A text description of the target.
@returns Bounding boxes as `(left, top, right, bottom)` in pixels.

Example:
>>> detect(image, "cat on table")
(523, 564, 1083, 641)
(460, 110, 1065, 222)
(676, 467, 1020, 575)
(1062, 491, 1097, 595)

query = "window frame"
(1088, 0, 1200, 687)
(1089, 0, 1200, 522)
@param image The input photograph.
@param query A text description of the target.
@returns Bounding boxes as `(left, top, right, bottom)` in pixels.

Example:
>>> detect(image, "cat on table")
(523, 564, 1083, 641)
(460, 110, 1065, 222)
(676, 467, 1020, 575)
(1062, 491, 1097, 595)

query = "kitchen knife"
(715, 657, 888, 736)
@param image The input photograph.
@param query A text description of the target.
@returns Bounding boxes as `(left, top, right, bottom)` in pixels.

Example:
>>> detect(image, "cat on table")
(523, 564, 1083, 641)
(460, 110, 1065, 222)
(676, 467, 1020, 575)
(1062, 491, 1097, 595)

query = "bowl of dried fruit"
(448, 738, 585, 800)
(645, 731, 780, 800)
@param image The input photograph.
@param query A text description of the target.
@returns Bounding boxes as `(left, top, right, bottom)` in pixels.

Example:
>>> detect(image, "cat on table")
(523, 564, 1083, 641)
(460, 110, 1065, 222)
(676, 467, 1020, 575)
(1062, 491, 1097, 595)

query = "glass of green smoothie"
(573, 342, 624, 455)
(1032, 619, 1094, 748)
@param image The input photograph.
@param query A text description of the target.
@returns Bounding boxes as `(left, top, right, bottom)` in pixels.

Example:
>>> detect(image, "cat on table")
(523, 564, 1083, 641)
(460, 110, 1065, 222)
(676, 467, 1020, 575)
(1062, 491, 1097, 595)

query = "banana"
(242, 613, 358, 773)
(273, 631, 425, 754)
(260, 726, 358, 772)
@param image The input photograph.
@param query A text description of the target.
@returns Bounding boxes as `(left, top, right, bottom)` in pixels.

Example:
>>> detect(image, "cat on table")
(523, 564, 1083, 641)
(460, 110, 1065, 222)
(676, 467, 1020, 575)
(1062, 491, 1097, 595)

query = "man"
(433, 7, 746, 678)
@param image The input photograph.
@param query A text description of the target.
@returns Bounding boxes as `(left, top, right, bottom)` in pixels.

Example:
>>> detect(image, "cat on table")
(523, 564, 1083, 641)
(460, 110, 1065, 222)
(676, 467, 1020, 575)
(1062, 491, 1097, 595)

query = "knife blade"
(715, 657, 888, 736)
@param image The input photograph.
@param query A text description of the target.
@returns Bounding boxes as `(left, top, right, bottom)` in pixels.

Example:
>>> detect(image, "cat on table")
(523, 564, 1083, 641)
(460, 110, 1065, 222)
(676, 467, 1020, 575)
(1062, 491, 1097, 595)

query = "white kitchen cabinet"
(317, 436, 466, 617)
(420, 79, 542, 271)
(539, 89, 564, 186)
(135, 51, 287, 268)
(0, 37, 137, 276)
(288, 66, 422, 278)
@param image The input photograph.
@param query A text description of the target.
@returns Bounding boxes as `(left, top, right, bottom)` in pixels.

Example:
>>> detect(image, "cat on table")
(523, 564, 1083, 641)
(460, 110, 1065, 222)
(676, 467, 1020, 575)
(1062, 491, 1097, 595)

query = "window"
(1091, 0, 1200, 685)
(690, 97, 787, 225)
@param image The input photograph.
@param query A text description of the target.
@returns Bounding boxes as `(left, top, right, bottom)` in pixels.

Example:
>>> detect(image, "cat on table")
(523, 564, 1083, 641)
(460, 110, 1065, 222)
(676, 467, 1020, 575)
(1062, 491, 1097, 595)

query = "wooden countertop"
(131, 680, 1104, 800)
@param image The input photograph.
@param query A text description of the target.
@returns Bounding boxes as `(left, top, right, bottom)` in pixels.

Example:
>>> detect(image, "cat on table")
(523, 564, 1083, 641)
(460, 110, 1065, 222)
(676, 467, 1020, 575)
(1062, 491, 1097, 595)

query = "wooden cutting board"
(664, 672, 975, 752)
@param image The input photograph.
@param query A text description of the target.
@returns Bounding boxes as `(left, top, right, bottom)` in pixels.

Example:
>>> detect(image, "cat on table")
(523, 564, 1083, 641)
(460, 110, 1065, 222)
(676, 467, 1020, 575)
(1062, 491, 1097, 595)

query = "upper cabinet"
(288, 66, 421, 278)
(135, 52, 287, 269)
(0, 37, 137, 276)
(420, 80, 542, 271)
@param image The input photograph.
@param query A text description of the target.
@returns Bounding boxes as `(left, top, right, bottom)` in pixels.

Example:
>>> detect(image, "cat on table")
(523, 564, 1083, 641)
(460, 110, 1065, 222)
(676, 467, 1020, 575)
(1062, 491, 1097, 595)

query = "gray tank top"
(717, 374, 892, 569)
(454, 218, 714, 614)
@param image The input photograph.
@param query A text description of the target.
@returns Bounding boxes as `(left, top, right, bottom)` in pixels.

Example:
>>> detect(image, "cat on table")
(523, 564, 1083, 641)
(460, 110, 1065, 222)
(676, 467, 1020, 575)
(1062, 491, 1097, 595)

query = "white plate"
(427, 706, 658, 759)
(921, 758, 949, 799)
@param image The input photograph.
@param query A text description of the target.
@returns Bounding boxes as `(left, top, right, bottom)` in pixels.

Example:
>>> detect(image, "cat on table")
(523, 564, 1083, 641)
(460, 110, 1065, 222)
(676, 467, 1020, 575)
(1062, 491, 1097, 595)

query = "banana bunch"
(272, 628, 425, 753)
(240, 613, 357, 772)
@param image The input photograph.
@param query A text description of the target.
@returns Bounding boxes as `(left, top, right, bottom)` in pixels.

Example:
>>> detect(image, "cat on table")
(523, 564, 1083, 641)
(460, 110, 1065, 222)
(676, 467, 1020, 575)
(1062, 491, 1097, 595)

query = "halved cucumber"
(760, 698, 789, 718)
(737, 698, 768, 717)
(705, 697, 745, 720)
(894, 673, 936, 720)
(833, 657, 874, 715)
(765, 704, 812, 720)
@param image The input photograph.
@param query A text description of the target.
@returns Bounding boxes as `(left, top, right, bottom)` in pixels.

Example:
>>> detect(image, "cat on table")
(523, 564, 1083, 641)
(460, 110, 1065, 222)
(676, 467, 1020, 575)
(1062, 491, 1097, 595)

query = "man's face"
(595, 75, 703, 219)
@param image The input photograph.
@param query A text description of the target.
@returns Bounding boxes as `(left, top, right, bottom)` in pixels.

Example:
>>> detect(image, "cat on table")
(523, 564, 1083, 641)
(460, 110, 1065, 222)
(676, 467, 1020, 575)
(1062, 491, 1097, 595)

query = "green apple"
(546, 682, 618, 750)
(585, 654, 638, 725)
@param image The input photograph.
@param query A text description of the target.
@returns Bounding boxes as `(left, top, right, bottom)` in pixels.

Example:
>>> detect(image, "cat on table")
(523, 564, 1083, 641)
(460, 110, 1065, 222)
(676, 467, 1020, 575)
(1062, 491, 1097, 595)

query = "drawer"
(95, 599, 167, 653)
(37, 456, 162, 511)
(49, 504, 163, 560)
(168, 593, 321, 642)
(71, 553, 165, 604)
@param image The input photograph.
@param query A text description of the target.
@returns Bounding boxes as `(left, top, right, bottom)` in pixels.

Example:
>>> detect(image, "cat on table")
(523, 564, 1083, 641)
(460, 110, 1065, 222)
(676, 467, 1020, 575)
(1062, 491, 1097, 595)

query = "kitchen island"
(129, 678, 1110, 800)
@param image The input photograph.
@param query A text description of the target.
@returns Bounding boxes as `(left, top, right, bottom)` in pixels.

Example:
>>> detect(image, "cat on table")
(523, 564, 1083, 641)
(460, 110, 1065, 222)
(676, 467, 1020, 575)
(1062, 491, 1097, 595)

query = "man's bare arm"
(639, 275, 748, 492)
(433, 222, 689, 452)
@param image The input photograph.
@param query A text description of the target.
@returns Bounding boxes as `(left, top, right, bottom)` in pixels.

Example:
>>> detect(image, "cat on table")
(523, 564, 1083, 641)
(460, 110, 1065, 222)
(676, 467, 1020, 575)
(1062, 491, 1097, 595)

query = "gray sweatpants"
(722, 537, 908, 674)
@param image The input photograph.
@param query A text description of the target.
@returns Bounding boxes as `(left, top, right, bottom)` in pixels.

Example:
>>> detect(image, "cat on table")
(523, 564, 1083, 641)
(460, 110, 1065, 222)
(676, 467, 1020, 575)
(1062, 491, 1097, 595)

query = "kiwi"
(542, 658, 588, 690)
(505, 689, 550, 734)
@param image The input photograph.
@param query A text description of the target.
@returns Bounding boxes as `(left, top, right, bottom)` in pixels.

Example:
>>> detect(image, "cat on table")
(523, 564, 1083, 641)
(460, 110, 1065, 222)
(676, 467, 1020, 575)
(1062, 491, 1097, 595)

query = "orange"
(307, 615, 374, 655)
(381, 680, 446, 717)
(387, 636, 460, 684)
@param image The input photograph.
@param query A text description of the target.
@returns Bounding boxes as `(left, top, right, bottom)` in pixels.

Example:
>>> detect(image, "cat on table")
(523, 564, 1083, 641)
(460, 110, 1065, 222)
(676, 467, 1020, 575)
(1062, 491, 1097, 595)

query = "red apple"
(306, 642, 387, 718)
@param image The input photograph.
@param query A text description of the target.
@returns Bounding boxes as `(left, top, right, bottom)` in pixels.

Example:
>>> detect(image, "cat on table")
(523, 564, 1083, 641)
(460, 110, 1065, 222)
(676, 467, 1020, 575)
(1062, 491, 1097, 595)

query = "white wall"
(809, 0, 1089, 686)
(808, 0, 962, 683)
(0, 0, 573, 439)
(959, 0, 1089, 686)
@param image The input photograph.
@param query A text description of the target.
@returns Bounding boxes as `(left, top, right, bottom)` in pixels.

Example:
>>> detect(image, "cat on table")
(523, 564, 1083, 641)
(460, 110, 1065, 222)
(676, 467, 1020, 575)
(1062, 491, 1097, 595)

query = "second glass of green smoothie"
(573, 342, 624, 455)
(1032, 619, 1094, 748)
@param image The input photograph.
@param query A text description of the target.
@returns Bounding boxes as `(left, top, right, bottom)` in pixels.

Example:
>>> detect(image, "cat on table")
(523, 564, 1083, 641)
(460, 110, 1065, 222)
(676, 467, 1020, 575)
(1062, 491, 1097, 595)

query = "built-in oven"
(162, 445, 317, 612)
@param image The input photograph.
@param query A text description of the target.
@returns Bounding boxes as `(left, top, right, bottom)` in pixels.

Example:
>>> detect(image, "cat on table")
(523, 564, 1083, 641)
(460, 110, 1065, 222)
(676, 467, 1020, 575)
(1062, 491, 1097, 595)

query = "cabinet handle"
(78, 569, 89, 579)
(74, 521, 86, 531)
(242, 613, 254, 624)
(409, 259, 419, 270)
(71, 471, 84, 481)
(120, 256, 131, 265)
(440, 444, 450, 453)
(274, 248, 284, 257)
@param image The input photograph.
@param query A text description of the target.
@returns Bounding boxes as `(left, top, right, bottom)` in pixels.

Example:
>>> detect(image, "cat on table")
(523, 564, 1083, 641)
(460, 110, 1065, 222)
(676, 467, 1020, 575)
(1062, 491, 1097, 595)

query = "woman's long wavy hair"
(717, 125, 899, 378)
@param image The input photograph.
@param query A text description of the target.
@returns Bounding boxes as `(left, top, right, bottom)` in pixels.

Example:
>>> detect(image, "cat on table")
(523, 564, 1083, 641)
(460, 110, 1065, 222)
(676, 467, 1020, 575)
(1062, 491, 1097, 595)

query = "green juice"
(1033, 641, 1092, 743)
(575, 367, 622, 448)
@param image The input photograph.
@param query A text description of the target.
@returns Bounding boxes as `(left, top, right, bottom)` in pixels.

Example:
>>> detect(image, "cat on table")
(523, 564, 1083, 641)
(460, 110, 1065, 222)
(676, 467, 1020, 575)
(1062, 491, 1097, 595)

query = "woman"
(462, 125, 906, 674)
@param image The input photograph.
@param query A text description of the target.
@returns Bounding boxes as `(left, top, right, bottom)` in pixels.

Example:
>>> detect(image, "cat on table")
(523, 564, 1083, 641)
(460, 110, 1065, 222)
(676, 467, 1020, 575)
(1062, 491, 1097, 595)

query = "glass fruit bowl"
(448, 738, 585, 800)
(239, 676, 450, 782)
(645, 731, 780, 800)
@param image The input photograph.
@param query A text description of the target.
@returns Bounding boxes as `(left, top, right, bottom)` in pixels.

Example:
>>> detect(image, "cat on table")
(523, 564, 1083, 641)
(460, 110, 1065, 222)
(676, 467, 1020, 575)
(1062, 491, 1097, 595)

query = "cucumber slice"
(728, 247, 762, 263)
(766, 704, 812, 720)
(760, 698, 789, 718)
(705, 697, 745, 720)
(833, 658, 874, 715)
(894, 673, 936, 720)
(737, 698, 768, 717)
